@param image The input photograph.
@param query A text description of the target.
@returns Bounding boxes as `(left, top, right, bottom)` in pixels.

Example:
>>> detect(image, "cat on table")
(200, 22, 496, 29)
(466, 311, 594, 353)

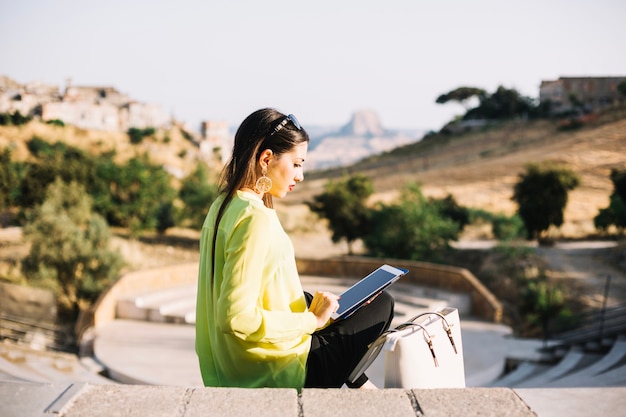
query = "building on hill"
(42, 83, 169, 131)
(540, 76, 626, 115)
(0, 76, 59, 117)
(0, 75, 169, 132)
(200, 120, 231, 164)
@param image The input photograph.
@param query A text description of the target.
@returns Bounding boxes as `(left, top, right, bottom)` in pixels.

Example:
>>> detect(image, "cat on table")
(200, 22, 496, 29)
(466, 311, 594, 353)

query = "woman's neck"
(239, 187, 263, 199)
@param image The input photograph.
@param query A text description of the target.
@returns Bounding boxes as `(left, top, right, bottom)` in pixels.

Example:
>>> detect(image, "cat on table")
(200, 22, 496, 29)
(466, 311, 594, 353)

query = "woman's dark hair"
(218, 107, 309, 209)
(211, 108, 309, 267)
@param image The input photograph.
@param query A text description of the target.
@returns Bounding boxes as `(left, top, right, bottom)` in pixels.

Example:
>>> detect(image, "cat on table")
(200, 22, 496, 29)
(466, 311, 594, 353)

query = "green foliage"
(156, 201, 177, 235)
(480, 243, 571, 337)
(92, 155, 177, 237)
(308, 174, 373, 255)
(594, 194, 626, 234)
(0, 148, 21, 212)
(4, 133, 195, 236)
(0, 111, 32, 126)
(46, 119, 65, 127)
(519, 273, 569, 338)
(512, 163, 580, 241)
(594, 168, 626, 234)
(26, 136, 54, 157)
(491, 213, 526, 241)
(436, 87, 486, 109)
(178, 163, 218, 229)
(21, 179, 125, 319)
(429, 194, 470, 231)
(18, 139, 98, 209)
(127, 127, 156, 144)
(464, 86, 535, 120)
(363, 183, 460, 261)
(619, 81, 626, 98)
(611, 168, 626, 205)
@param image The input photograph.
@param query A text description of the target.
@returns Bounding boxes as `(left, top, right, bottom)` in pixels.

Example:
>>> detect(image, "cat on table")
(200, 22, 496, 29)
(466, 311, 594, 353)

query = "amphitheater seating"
(488, 362, 551, 387)
(490, 335, 626, 388)
(513, 348, 603, 388)
(113, 277, 471, 328)
(0, 340, 113, 385)
(542, 336, 626, 388)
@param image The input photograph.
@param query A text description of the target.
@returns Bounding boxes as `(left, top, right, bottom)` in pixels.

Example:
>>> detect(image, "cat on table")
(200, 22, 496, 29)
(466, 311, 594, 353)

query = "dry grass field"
(2, 111, 626, 316)
(287, 109, 626, 240)
(0, 121, 204, 180)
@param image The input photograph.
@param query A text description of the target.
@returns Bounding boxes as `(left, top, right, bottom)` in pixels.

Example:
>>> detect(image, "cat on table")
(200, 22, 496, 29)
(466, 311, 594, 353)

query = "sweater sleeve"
(216, 210, 317, 344)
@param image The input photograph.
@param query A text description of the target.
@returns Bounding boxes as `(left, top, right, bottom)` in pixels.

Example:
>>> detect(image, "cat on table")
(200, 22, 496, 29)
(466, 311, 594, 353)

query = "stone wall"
(296, 256, 502, 323)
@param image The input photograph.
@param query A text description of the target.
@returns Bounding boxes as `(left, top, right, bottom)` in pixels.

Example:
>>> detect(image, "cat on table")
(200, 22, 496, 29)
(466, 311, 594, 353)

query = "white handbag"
(349, 307, 465, 388)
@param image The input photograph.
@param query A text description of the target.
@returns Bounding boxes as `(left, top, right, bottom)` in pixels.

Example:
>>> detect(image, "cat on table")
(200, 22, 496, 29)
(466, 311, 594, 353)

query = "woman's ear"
(258, 149, 274, 169)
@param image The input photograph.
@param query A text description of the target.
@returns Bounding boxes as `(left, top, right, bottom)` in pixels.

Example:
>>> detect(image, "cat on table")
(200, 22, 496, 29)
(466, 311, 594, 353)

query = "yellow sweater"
(195, 190, 318, 389)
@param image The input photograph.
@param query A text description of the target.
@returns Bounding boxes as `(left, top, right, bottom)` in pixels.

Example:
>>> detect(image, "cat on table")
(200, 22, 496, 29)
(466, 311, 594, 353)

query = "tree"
(0, 147, 20, 212)
(18, 138, 98, 209)
(436, 87, 486, 111)
(307, 174, 373, 255)
(464, 86, 534, 120)
(362, 183, 460, 261)
(127, 127, 156, 144)
(611, 168, 626, 204)
(491, 213, 526, 241)
(618, 81, 626, 98)
(0, 111, 31, 126)
(22, 179, 125, 320)
(594, 168, 626, 234)
(512, 163, 580, 241)
(92, 155, 177, 237)
(178, 163, 218, 229)
(430, 194, 470, 231)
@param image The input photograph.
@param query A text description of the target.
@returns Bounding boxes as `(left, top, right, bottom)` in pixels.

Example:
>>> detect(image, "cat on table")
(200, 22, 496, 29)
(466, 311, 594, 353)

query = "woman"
(195, 108, 394, 390)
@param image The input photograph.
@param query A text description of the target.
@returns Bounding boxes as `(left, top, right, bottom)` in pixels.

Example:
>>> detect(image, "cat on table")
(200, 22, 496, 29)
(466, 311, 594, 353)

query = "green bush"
(92, 155, 177, 237)
(363, 183, 460, 261)
(0, 148, 20, 212)
(492, 213, 526, 241)
(0, 111, 32, 126)
(308, 174, 373, 255)
(178, 163, 218, 230)
(127, 127, 156, 144)
(45, 119, 65, 127)
(512, 162, 580, 241)
(22, 179, 125, 320)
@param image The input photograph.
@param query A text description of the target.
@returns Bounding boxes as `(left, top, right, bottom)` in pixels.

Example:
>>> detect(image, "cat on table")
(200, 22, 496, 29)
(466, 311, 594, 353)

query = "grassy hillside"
(3, 108, 625, 240)
(0, 121, 204, 180)
(289, 107, 626, 239)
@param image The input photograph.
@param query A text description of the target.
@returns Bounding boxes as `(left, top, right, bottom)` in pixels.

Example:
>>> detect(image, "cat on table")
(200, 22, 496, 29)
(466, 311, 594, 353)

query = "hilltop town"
(0, 75, 232, 169)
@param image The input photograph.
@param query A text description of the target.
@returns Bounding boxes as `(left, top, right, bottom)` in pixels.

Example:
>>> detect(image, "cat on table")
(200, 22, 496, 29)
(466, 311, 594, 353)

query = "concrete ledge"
(0, 383, 541, 417)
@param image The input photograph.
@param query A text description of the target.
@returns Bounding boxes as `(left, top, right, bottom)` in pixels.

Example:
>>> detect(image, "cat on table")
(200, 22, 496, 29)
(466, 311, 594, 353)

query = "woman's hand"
(308, 291, 340, 329)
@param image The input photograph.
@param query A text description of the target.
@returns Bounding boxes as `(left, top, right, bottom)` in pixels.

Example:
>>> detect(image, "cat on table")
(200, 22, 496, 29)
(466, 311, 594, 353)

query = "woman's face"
(266, 142, 308, 199)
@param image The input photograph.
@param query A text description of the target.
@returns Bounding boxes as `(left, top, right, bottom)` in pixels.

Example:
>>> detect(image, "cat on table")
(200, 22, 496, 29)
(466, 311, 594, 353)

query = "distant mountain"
(306, 110, 425, 170)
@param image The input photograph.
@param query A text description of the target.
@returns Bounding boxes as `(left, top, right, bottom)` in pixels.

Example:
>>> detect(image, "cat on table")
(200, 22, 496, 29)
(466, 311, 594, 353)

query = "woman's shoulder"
(227, 191, 275, 221)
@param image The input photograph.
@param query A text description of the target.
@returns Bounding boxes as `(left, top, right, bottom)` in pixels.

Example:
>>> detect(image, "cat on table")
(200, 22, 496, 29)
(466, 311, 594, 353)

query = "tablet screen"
(333, 265, 406, 319)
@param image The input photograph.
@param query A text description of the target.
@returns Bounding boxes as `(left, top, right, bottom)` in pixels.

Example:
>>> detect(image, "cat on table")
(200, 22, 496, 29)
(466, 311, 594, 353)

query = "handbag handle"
(395, 322, 439, 367)
(406, 311, 458, 354)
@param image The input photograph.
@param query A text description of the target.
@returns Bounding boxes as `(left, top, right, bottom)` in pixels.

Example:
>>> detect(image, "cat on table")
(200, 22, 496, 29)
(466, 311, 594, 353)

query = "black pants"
(304, 291, 395, 388)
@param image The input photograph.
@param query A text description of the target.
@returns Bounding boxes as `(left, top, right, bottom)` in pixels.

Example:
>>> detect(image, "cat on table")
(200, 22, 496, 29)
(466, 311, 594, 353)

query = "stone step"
(114, 278, 461, 326)
(0, 341, 113, 385)
(513, 348, 603, 388)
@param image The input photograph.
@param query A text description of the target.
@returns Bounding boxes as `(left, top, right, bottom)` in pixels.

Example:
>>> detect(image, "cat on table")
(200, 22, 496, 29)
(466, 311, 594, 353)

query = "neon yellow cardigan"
(195, 190, 318, 389)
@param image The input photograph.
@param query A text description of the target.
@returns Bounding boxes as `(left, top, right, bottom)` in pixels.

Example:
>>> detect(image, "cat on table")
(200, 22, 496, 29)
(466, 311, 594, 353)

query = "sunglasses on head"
(270, 114, 302, 136)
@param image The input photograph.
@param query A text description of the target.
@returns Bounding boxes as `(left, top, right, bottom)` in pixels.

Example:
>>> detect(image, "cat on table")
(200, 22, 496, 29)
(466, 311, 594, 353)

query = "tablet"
(331, 264, 408, 321)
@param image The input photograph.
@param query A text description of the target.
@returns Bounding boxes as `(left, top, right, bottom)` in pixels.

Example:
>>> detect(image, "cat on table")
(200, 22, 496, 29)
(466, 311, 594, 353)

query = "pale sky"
(1, 0, 625, 132)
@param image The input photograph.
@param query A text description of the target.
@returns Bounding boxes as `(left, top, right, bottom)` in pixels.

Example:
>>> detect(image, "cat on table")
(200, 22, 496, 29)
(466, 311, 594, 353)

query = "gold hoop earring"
(254, 171, 272, 194)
